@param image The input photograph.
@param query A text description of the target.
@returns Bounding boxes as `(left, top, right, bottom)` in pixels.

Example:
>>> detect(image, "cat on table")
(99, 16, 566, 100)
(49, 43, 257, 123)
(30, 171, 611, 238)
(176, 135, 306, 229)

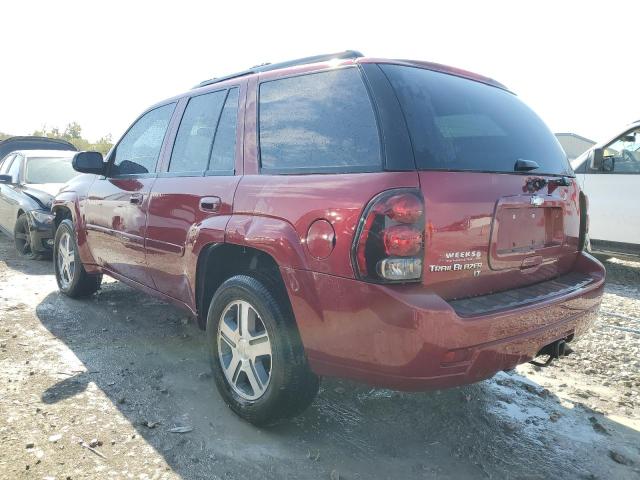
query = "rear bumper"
(283, 252, 605, 390)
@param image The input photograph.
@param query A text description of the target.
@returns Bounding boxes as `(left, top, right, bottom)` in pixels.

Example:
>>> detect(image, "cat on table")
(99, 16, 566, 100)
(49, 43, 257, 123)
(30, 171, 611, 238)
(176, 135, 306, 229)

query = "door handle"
(130, 193, 144, 205)
(200, 196, 221, 212)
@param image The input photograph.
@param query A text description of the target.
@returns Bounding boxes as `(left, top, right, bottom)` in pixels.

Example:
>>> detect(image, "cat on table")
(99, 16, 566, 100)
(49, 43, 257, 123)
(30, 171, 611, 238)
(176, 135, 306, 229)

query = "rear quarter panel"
(232, 172, 420, 276)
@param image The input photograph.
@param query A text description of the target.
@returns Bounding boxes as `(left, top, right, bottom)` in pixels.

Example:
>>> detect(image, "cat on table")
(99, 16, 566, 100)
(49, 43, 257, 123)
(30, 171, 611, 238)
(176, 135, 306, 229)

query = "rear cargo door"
(382, 63, 579, 300)
(489, 192, 570, 270)
(417, 171, 580, 299)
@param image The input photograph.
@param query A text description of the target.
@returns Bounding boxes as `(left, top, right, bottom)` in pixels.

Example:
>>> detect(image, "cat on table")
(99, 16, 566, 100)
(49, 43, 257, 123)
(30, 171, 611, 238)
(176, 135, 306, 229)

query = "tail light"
(578, 192, 589, 251)
(352, 189, 425, 283)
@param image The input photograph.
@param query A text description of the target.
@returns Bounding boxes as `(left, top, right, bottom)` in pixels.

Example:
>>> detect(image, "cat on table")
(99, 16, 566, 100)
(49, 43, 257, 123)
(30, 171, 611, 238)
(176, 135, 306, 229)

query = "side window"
(8, 155, 21, 181)
(169, 90, 226, 173)
(0, 154, 15, 174)
(111, 103, 175, 176)
(209, 88, 239, 172)
(599, 128, 640, 174)
(259, 68, 381, 173)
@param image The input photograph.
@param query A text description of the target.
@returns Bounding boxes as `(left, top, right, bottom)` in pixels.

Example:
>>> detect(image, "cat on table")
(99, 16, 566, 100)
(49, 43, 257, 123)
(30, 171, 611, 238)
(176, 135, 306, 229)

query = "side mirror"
(590, 148, 604, 170)
(603, 157, 615, 172)
(0, 174, 12, 184)
(72, 151, 105, 175)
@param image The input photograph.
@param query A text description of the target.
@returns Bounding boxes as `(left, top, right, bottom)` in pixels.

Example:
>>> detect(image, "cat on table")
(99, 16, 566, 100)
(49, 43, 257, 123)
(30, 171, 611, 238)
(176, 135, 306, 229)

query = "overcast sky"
(1, 1, 637, 143)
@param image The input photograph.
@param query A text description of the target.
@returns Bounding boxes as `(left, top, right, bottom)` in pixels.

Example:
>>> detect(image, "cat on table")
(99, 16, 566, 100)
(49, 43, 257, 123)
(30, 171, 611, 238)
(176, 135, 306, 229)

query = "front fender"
(15, 191, 42, 213)
(51, 193, 79, 223)
(0, 185, 38, 233)
(51, 193, 97, 266)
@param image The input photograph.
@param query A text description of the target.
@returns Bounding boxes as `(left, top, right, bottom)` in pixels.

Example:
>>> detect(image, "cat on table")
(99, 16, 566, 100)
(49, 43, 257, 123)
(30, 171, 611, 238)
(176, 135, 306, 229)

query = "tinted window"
(169, 90, 226, 173)
(382, 65, 572, 175)
(209, 88, 239, 172)
(25, 156, 77, 183)
(259, 68, 381, 173)
(111, 103, 175, 175)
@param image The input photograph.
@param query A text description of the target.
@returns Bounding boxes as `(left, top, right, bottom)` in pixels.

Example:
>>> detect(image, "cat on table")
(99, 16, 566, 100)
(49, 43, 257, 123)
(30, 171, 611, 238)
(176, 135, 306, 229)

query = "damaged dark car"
(0, 137, 78, 259)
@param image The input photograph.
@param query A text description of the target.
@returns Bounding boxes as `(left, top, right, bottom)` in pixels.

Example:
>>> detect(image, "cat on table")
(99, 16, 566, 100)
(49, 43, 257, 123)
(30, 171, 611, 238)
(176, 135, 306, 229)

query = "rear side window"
(382, 65, 572, 176)
(170, 88, 239, 174)
(209, 88, 239, 172)
(259, 68, 381, 173)
(170, 90, 226, 173)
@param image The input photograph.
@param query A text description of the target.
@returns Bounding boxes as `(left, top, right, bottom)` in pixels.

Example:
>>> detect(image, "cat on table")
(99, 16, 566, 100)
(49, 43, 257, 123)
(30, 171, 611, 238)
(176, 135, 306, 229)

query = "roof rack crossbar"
(194, 50, 363, 89)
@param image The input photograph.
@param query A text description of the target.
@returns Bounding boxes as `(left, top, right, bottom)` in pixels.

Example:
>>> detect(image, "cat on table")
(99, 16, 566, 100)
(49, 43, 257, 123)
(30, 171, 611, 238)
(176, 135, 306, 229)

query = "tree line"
(0, 123, 113, 155)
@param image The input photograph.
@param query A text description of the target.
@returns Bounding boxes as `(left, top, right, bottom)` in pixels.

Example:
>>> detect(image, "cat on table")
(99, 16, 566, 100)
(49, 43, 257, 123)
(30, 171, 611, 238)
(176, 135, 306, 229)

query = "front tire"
(14, 213, 46, 260)
(207, 275, 319, 426)
(54, 219, 102, 298)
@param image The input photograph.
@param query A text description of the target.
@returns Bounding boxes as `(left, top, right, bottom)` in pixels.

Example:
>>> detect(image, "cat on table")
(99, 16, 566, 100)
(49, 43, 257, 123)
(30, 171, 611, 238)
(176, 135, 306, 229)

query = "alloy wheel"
(14, 220, 32, 256)
(57, 231, 75, 289)
(217, 300, 272, 400)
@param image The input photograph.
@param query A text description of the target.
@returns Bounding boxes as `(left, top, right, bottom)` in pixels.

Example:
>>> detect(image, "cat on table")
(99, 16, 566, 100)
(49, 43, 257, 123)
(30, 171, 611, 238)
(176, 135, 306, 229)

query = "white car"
(571, 120, 640, 259)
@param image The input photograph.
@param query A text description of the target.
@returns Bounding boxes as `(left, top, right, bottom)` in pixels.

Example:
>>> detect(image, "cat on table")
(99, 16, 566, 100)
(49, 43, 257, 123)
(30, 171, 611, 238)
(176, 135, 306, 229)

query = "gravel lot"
(0, 236, 638, 479)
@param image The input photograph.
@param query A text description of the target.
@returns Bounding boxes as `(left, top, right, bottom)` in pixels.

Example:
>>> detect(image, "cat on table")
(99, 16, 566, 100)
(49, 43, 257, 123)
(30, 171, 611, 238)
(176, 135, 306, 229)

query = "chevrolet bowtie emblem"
(530, 195, 544, 207)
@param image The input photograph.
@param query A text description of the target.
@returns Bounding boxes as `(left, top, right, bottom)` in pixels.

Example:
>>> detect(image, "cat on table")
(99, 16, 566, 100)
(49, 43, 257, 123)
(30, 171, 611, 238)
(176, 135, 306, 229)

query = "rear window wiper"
(514, 159, 540, 172)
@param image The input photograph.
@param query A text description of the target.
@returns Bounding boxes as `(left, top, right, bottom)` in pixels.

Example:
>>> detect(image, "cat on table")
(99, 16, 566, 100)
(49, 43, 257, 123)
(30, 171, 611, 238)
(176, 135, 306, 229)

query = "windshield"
(382, 64, 573, 176)
(25, 156, 78, 184)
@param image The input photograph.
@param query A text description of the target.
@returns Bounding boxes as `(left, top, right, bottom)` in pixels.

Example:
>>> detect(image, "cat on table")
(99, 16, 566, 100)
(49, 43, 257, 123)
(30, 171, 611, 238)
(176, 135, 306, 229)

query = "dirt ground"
(0, 236, 638, 480)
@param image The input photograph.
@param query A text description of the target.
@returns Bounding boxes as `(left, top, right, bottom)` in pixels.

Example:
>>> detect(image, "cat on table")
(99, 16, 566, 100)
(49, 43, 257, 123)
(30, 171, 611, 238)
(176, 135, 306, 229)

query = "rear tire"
(54, 219, 102, 298)
(14, 214, 46, 260)
(207, 275, 319, 426)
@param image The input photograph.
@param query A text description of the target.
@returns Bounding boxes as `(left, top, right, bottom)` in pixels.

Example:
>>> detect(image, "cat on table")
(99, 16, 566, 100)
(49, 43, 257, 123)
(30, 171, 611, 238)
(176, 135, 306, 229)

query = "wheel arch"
(195, 242, 292, 330)
(52, 201, 76, 228)
(191, 214, 309, 328)
(51, 194, 96, 266)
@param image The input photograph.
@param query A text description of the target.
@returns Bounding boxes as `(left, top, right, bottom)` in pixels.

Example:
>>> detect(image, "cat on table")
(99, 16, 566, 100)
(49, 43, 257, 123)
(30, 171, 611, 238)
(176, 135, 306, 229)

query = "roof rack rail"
(194, 50, 364, 89)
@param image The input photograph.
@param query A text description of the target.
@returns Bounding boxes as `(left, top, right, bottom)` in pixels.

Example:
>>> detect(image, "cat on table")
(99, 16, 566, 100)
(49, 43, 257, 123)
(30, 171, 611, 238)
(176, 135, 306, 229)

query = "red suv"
(52, 51, 605, 425)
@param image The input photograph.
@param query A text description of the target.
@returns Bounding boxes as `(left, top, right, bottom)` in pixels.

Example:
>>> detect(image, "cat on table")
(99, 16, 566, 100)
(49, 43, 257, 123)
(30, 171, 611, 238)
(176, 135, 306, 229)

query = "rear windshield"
(25, 156, 77, 184)
(382, 65, 572, 176)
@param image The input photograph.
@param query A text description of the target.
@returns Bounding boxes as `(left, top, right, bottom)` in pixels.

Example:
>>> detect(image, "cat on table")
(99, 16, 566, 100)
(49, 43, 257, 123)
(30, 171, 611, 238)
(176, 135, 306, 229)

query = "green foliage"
(32, 123, 113, 155)
(64, 122, 82, 140)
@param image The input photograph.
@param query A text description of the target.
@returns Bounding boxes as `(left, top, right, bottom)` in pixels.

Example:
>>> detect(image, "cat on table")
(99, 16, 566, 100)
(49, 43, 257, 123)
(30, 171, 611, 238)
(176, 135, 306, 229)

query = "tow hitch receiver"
(529, 339, 573, 367)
